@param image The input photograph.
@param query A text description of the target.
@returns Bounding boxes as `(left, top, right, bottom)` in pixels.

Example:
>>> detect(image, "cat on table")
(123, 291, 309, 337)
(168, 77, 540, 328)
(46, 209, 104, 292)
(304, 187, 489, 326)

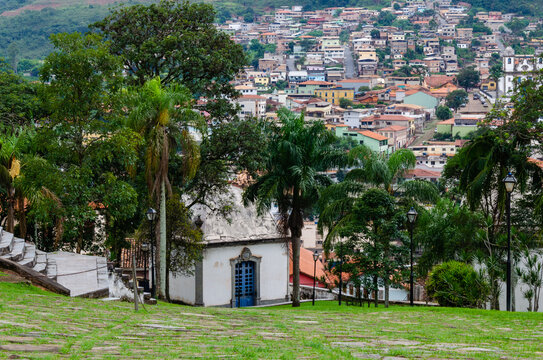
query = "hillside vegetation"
(0, 0, 152, 60)
(453, 0, 543, 16)
(2, 0, 543, 62)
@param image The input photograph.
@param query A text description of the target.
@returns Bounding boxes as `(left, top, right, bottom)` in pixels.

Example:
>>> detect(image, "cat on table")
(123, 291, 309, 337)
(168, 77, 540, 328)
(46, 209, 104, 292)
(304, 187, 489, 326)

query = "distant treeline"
(452, 0, 543, 16)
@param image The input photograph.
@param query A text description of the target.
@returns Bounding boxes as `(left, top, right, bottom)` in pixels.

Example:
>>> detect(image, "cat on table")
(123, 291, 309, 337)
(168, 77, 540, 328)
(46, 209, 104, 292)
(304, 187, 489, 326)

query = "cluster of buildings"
(148, 2, 543, 310)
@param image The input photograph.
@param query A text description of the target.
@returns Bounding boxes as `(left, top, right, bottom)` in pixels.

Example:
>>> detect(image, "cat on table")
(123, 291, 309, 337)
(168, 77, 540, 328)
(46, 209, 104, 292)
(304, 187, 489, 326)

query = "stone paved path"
(1, 281, 542, 359)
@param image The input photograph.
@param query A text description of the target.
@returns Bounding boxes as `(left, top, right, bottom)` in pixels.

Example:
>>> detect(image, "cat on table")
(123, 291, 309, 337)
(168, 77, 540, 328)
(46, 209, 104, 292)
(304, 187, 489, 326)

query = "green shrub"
(426, 261, 489, 308)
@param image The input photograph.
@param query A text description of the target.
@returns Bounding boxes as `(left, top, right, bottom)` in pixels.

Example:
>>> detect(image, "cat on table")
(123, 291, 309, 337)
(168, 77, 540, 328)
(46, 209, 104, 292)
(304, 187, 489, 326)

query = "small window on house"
(508, 58, 512, 64)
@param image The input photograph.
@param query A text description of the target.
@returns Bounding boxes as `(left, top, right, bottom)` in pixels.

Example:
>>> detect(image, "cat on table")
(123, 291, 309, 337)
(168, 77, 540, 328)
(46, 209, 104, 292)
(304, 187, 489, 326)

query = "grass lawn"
(0, 282, 542, 359)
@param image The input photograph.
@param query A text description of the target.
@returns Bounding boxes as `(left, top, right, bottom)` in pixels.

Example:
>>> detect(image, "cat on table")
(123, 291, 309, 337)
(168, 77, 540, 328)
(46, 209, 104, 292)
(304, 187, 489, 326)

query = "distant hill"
(452, 0, 543, 16)
(0, 0, 153, 60)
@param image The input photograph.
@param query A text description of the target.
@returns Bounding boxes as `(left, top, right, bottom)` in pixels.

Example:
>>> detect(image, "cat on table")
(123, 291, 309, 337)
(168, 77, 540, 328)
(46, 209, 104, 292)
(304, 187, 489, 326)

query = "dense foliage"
(426, 261, 489, 308)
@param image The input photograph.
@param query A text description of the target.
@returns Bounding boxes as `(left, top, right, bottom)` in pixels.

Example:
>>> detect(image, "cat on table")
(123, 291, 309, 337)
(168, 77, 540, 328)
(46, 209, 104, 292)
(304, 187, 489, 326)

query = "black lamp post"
(141, 242, 150, 292)
(503, 172, 516, 312)
(407, 207, 418, 306)
(312, 250, 319, 306)
(146, 208, 157, 299)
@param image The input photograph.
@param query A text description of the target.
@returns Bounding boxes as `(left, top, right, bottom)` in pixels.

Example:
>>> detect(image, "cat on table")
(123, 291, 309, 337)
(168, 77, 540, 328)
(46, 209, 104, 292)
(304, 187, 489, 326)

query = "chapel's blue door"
(235, 261, 255, 307)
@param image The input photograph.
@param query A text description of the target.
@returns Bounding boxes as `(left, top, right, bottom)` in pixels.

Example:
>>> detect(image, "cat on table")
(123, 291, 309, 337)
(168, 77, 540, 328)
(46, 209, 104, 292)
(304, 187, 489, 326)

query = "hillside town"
(1, 0, 543, 356)
(220, 0, 542, 185)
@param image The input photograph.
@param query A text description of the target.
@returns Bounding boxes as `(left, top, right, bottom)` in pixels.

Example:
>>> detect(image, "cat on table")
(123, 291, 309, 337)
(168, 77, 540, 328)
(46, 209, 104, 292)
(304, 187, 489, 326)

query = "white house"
(169, 186, 290, 307)
(234, 95, 267, 119)
(499, 47, 543, 98)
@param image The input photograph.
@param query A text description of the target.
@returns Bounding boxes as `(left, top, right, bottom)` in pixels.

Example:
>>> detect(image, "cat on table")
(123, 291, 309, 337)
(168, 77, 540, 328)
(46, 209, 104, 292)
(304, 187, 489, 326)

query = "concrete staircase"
(114, 268, 156, 305)
(0, 227, 108, 297)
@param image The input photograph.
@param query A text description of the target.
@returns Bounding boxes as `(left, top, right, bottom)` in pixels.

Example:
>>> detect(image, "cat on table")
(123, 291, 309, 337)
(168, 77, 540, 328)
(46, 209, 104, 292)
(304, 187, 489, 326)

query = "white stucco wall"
(202, 242, 289, 307)
(168, 271, 196, 305)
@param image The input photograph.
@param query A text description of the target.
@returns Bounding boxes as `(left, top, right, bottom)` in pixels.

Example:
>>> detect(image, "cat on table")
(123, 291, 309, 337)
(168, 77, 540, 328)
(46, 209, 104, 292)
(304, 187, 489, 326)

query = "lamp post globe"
(407, 207, 417, 306)
(503, 172, 516, 311)
(146, 207, 157, 222)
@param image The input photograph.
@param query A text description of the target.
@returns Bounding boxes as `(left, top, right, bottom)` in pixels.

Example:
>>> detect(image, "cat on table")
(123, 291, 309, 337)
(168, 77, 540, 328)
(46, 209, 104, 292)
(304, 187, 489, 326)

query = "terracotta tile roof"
(289, 246, 333, 286)
(370, 114, 412, 121)
(299, 80, 334, 85)
(425, 75, 456, 88)
(240, 95, 266, 100)
(528, 158, 543, 170)
(437, 118, 455, 125)
(377, 125, 407, 132)
(358, 130, 388, 141)
(455, 139, 469, 147)
(404, 169, 442, 178)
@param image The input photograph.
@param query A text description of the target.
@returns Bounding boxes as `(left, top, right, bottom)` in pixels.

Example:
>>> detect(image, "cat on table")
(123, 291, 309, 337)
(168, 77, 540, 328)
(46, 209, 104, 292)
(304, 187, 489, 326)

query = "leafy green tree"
(319, 147, 439, 306)
(445, 89, 468, 111)
(244, 109, 345, 307)
(370, 29, 380, 39)
(165, 193, 203, 301)
(443, 127, 543, 308)
(333, 189, 409, 307)
(436, 106, 453, 120)
(126, 77, 201, 299)
(415, 199, 486, 276)
(376, 10, 396, 26)
(507, 18, 529, 34)
(339, 29, 350, 44)
(0, 60, 41, 131)
(426, 261, 489, 308)
(392, 65, 413, 77)
(489, 63, 503, 83)
(457, 67, 480, 90)
(6, 43, 19, 73)
(93, 0, 246, 121)
(38, 32, 140, 254)
(339, 98, 354, 108)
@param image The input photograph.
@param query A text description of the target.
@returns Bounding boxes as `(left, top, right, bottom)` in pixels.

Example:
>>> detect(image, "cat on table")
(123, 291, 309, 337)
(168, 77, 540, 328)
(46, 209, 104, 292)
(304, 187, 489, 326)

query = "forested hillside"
(0, 0, 152, 60)
(452, 0, 543, 16)
(2, 0, 543, 63)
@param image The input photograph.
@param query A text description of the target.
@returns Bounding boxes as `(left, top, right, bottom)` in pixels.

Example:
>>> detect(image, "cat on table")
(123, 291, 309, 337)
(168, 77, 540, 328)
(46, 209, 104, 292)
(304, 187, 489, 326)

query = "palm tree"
(244, 109, 345, 307)
(0, 133, 23, 233)
(443, 130, 543, 309)
(319, 145, 439, 307)
(0, 130, 62, 241)
(127, 77, 200, 299)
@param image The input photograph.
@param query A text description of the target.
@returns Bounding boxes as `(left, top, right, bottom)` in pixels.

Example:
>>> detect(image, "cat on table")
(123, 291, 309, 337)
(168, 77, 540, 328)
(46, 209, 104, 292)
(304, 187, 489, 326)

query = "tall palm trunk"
(17, 196, 27, 239)
(159, 180, 167, 299)
(6, 187, 15, 233)
(291, 235, 301, 307)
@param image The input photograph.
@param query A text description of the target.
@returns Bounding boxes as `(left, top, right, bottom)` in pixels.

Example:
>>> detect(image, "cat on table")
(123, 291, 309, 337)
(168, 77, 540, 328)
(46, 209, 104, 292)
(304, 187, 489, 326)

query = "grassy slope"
(0, 282, 542, 359)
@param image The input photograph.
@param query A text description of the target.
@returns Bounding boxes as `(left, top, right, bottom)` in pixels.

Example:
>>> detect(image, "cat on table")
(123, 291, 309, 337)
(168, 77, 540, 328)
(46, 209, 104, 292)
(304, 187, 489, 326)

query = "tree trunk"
(159, 180, 167, 299)
(76, 236, 82, 254)
(165, 233, 171, 303)
(373, 275, 378, 307)
(291, 235, 301, 307)
(384, 276, 389, 308)
(18, 196, 27, 239)
(7, 187, 15, 233)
